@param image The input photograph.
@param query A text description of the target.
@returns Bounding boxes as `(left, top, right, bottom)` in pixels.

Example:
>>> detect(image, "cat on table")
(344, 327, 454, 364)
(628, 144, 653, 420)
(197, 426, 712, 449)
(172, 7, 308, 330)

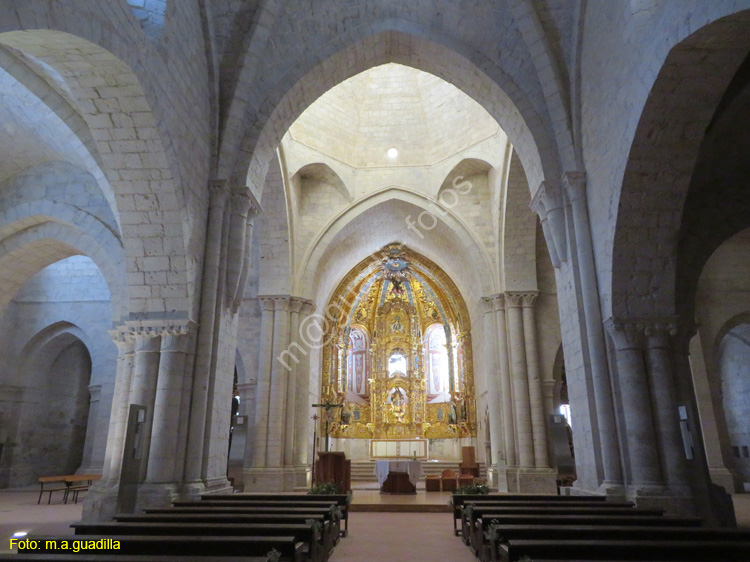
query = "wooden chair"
(457, 473, 474, 488)
(425, 474, 441, 492)
(459, 446, 480, 477)
(440, 469, 457, 492)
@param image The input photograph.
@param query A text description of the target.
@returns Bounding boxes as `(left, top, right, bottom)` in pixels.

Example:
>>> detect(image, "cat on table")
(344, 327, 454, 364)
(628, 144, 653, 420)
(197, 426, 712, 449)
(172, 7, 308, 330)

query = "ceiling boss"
(321, 244, 476, 443)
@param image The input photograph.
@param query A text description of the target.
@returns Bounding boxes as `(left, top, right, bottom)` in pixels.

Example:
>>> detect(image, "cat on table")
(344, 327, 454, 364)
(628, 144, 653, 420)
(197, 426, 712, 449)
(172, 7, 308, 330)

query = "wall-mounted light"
(387, 148, 398, 159)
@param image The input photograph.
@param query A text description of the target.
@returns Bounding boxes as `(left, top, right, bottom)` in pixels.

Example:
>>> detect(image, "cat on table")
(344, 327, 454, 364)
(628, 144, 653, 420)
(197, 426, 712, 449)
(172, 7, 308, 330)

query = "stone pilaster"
(491, 295, 516, 469)
(481, 296, 505, 489)
(520, 292, 548, 468)
(505, 292, 534, 468)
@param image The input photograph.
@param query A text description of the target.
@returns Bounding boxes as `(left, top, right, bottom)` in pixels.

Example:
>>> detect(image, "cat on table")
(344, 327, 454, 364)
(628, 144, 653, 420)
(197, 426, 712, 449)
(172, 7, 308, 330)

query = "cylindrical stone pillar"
(283, 298, 303, 465)
(78, 384, 102, 473)
(645, 323, 690, 486)
(104, 331, 135, 482)
(606, 321, 662, 486)
(129, 331, 162, 481)
(493, 295, 516, 466)
(251, 297, 276, 469)
(521, 292, 548, 468)
(147, 325, 193, 483)
(267, 297, 291, 467)
(481, 296, 504, 469)
(506, 293, 534, 468)
(294, 301, 315, 469)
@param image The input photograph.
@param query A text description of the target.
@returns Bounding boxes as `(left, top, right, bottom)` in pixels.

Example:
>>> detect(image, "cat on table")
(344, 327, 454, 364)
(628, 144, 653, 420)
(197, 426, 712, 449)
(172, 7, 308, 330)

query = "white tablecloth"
(374, 460, 423, 487)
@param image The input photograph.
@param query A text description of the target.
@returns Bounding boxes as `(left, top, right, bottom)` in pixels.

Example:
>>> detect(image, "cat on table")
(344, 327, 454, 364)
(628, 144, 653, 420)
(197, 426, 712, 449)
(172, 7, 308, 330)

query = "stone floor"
(1, 486, 748, 558)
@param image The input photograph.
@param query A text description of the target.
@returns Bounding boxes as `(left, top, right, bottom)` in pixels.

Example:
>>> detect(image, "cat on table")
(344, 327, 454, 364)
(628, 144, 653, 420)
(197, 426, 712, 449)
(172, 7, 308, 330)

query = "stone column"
(481, 296, 504, 481)
(562, 172, 623, 490)
(250, 297, 276, 469)
(644, 321, 690, 488)
(283, 298, 303, 466)
(267, 296, 291, 468)
(520, 292, 548, 468)
(147, 323, 195, 483)
(605, 320, 663, 488)
(77, 384, 102, 473)
(128, 328, 162, 482)
(294, 300, 315, 485)
(506, 293, 534, 468)
(185, 180, 228, 482)
(103, 330, 135, 482)
(492, 295, 516, 467)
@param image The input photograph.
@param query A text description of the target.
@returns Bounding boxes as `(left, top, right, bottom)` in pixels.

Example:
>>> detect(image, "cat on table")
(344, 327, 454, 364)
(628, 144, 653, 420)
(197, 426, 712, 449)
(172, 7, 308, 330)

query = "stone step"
(349, 460, 487, 481)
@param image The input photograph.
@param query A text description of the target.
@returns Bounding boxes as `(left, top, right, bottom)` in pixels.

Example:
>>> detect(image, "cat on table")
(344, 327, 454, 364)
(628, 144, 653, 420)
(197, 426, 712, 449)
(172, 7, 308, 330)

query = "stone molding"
(109, 319, 197, 342)
(505, 291, 538, 308)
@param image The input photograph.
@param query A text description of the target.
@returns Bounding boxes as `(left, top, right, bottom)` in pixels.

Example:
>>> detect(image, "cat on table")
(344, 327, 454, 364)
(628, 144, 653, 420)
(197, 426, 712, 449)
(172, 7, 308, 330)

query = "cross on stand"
(312, 400, 343, 453)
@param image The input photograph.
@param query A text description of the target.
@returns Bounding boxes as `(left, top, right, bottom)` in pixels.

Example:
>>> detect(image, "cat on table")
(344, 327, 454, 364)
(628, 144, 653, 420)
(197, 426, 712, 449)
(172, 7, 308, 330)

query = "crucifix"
(312, 400, 343, 453)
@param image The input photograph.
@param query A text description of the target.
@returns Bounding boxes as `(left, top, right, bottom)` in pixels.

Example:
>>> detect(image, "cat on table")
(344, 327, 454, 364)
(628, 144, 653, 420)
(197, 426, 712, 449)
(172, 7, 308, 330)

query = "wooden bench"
(199, 493, 351, 537)
(463, 505, 665, 549)
(143, 506, 342, 545)
(497, 538, 750, 562)
(116, 512, 336, 558)
(450, 493, 607, 535)
(484, 525, 750, 562)
(37, 475, 101, 505)
(200, 494, 351, 536)
(73, 521, 328, 562)
(24, 535, 304, 562)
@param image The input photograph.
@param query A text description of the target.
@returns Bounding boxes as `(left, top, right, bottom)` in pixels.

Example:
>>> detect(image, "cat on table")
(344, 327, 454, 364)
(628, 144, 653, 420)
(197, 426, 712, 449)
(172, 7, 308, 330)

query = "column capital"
(604, 317, 647, 350)
(530, 180, 564, 215)
(289, 296, 305, 314)
(229, 186, 262, 218)
(124, 318, 196, 339)
(300, 299, 316, 316)
(561, 171, 587, 203)
(505, 291, 538, 308)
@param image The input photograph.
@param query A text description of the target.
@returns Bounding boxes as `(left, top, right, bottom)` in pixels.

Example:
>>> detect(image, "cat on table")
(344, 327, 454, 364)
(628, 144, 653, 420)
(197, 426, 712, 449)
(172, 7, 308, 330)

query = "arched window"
(347, 327, 369, 396)
(425, 324, 450, 402)
(388, 348, 407, 377)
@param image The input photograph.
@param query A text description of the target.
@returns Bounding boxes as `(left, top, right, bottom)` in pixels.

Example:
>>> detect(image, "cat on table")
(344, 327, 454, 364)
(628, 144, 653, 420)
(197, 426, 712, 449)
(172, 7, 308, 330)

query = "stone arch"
(609, 10, 750, 319)
(222, 28, 558, 200)
(8, 322, 93, 485)
(715, 312, 750, 354)
(298, 187, 496, 304)
(291, 162, 352, 207)
(0, 219, 124, 322)
(0, 28, 190, 319)
(503, 151, 538, 292)
(437, 158, 493, 199)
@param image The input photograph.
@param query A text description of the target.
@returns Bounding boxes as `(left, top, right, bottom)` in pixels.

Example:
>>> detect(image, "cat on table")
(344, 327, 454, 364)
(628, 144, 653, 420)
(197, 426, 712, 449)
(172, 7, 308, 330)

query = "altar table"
(374, 460, 422, 487)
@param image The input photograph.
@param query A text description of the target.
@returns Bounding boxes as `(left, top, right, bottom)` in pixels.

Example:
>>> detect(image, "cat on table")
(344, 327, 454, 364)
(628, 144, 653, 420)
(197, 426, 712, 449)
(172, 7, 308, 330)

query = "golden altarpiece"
(319, 245, 476, 453)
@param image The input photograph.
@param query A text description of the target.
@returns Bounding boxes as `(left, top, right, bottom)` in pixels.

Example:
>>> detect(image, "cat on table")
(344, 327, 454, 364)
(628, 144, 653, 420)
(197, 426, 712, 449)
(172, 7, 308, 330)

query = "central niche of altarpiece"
(321, 245, 476, 441)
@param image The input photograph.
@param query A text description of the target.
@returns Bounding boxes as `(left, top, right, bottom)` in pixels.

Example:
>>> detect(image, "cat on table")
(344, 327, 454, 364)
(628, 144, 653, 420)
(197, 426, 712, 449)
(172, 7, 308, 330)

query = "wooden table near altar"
(374, 460, 422, 494)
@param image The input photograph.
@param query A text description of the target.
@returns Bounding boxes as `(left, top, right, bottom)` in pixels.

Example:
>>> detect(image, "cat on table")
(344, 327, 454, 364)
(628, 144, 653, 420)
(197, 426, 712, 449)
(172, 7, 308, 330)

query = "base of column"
(626, 483, 696, 516)
(81, 482, 119, 522)
(488, 462, 509, 492)
(243, 467, 298, 491)
(506, 467, 557, 493)
(292, 465, 310, 490)
(709, 467, 742, 493)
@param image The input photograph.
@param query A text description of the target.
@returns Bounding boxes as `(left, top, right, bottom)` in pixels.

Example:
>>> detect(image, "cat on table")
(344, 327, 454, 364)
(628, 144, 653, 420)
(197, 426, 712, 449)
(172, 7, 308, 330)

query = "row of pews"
(1, 493, 350, 562)
(451, 493, 750, 562)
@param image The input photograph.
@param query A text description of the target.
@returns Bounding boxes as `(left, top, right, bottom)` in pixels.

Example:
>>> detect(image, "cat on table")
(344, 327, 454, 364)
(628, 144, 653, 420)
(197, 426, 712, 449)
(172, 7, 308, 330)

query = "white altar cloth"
(374, 460, 422, 487)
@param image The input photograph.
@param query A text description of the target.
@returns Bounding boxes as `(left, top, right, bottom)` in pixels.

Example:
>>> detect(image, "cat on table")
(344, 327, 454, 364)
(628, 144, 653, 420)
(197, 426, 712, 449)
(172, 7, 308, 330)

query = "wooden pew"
(463, 505, 665, 550)
(114, 513, 335, 559)
(21, 535, 304, 562)
(450, 493, 607, 535)
(201, 494, 351, 536)
(142, 506, 342, 545)
(484, 525, 750, 562)
(497, 538, 750, 562)
(73, 521, 329, 562)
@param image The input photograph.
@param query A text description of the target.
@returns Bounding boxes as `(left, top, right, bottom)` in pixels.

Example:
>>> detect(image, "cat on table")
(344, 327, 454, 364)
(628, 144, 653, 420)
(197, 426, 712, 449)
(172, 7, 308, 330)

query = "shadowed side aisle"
(329, 512, 476, 562)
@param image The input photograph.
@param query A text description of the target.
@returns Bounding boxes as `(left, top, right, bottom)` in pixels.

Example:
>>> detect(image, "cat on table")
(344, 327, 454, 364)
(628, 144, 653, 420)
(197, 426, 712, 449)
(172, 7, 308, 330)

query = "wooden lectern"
(315, 451, 351, 492)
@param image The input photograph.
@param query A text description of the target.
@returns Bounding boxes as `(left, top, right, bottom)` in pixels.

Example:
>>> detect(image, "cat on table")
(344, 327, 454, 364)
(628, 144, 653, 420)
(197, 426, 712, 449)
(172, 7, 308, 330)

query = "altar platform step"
(349, 489, 453, 512)
(350, 460, 487, 482)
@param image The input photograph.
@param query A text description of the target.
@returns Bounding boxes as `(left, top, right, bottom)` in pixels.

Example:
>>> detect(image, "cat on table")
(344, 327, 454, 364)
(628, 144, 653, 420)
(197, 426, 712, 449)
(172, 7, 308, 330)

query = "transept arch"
(0, 27, 192, 320)
(222, 28, 561, 201)
(606, 10, 750, 319)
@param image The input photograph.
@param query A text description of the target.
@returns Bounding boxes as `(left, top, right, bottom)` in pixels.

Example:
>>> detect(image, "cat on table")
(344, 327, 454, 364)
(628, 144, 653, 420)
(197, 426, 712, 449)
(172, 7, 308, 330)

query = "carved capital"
(289, 297, 304, 314)
(229, 187, 262, 218)
(604, 318, 646, 351)
(505, 291, 537, 308)
(530, 180, 564, 215)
